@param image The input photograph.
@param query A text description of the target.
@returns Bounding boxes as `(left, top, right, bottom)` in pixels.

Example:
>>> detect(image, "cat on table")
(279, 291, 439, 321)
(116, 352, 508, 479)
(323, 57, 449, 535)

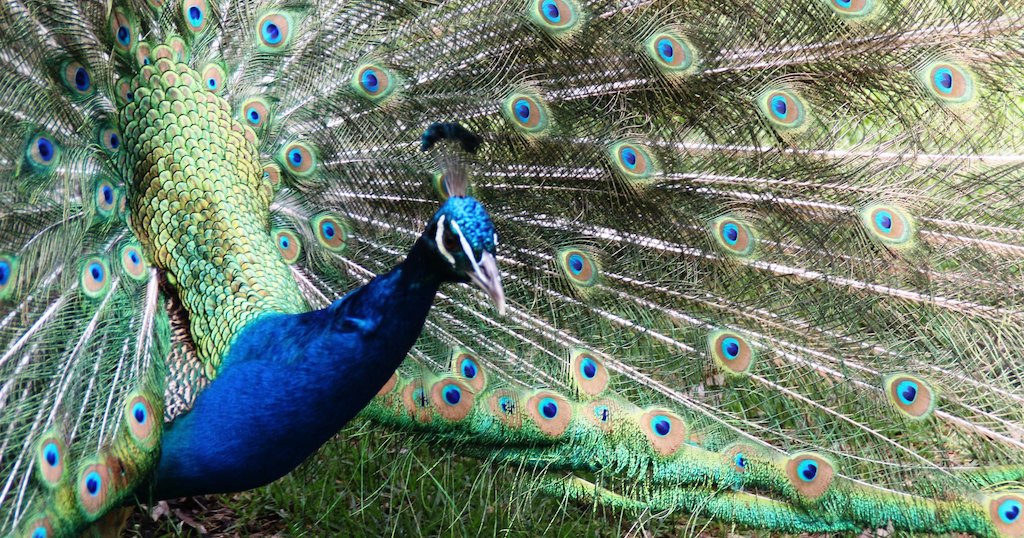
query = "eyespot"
(637, 409, 687, 456)
(584, 399, 620, 430)
(503, 92, 550, 135)
(94, 179, 117, 218)
(859, 203, 913, 246)
(125, 394, 159, 448)
(311, 214, 349, 253)
(25, 515, 54, 538)
(989, 494, 1024, 537)
(401, 381, 432, 423)
(757, 88, 807, 130)
(201, 63, 226, 94)
(80, 257, 111, 299)
(608, 142, 655, 180)
(530, 0, 580, 35)
(707, 330, 755, 375)
(263, 163, 282, 188)
(558, 248, 599, 289)
(828, 0, 876, 17)
(430, 380, 474, 421)
(109, 8, 137, 52)
(182, 0, 209, 33)
(61, 61, 94, 97)
(570, 348, 608, 396)
(119, 243, 148, 281)
(645, 31, 697, 75)
(257, 12, 293, 51)
(135, 42, 153, 66)
(352, 63, 396, 102)
(527, 391, 572, 437)
(488, 389, 523, 428)
(883, 374, 936, 419)
(452, 350, 487, 392)
(271, 229, 301, 264)
(711, 216, 757, 257)
(0, 254, 18, 300)
(116, 78, 134, 105)
(35, 434, 65, 486)
(98, 125, 121, 154)
(785, 453, 834, 499)
(168, 36, 190, 62)
(279, 141, 316, 176)
(921, 61, 974, 103)
(77, 460, 115, 516)
(241, 98, 271, 129)
(25, 132, 60, 172)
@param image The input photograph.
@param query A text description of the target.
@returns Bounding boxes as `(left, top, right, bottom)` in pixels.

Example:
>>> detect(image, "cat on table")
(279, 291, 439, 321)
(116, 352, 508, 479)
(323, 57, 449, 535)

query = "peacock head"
(426, 194, 504, 315)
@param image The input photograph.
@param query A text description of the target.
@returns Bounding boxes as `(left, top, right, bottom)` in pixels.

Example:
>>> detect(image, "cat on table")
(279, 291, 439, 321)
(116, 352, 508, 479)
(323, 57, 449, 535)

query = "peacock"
(1, 0, 1023, 535)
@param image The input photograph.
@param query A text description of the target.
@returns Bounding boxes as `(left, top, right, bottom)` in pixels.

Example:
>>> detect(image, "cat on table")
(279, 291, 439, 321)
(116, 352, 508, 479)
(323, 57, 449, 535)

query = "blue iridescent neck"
(151, 236, 449, 499)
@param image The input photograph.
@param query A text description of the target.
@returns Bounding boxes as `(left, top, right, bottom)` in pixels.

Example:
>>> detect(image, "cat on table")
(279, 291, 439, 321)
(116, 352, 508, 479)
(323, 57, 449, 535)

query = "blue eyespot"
(43, 442, 59, 466)
(102, 185, 114, 205)
(0, 261, 10, 286)
(460, 358, 478, 379)
(248, 109, 260, 124)
(539, 397, 558, 419)
(207, 78, 217, 89)
(126, 92, 134, 102)
(896, 380, 918, 405)
(188, 6, 202, 26)
(37, 138, 54, 162)
(289, 149, 303, 165)
(361, 70, 380, 93)
(541, 0, 560, 22)
(657, 38, 674, 62)
(594, 405, 609, 422)
(651, 415, 672, 437)
(279, 235, 290, 249)
(514, 99, 531, 122)
(443, 385, 462, 405)
(770, 95, 788, 119)
(412, 387, 427, 407)
(620, 147, 638, 169)
(261, 20, 282, 44)
(75, 67, 90, 92)
(999, 499, 1022, 524)
(580, 357, 598, 379)
(797, 459, 818, 482)
(88, 263, 104, 282)
(499, 395, 515, 414)
(32, 526, 47, 538)
(117, 26, 130, 46)
(568, 253, 585, 275)
(835, 0, 851, 6)
(321, 222, 336, 239)
(85, 471, 102, 495)
(109, 133, 120, 149)
(875, 211, 893, 233)
(722, 223, 739, 245)
(721, 337, 740, 360)
(734, 453, 746, 468)
(129, 251, 140, 264)
(933, 67, 954, 94)
(132, 402, 147, 424)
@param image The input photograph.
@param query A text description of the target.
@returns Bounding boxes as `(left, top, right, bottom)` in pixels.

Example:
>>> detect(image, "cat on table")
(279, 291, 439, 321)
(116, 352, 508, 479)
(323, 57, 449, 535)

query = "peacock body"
(1, 0, 1023, 535)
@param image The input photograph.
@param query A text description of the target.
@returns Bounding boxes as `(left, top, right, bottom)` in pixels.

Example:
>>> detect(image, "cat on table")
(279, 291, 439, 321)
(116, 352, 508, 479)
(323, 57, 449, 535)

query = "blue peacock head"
(426, 194, 504, 315)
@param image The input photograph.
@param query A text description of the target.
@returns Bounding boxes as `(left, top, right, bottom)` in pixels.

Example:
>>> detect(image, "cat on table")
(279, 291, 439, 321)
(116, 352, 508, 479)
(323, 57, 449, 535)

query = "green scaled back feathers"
(1, 0, 1024, 536)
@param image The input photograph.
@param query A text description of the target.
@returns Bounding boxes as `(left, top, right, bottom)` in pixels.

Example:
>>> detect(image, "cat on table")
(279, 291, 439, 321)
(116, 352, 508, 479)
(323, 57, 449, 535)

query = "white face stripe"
(449, 219, 484, 277)
(435, 215, 456, 266)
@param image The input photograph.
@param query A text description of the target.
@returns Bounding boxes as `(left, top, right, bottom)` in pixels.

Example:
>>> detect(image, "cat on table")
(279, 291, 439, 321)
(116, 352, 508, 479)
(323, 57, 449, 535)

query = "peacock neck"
(151, 236, 447, 499)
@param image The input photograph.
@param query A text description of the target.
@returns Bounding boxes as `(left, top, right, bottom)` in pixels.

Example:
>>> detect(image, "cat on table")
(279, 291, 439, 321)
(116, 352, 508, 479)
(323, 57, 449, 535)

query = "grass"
(125, 421, 756, 537)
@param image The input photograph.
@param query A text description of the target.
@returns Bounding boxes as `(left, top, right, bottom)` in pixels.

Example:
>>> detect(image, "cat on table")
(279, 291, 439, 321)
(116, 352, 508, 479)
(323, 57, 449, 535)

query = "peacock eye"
(442, 227, 459, 253)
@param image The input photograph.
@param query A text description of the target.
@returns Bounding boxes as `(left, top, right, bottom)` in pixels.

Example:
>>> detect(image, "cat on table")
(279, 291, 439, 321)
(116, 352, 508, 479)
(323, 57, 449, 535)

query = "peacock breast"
(117, 52, 307, 377)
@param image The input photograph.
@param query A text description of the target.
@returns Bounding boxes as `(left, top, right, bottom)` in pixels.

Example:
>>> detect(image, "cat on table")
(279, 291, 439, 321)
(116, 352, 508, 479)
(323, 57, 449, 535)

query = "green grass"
(126, 421, 756, 537)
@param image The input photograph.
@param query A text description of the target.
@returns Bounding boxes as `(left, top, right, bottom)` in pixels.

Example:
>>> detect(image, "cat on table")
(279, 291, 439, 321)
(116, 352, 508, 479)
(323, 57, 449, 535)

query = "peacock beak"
(469, 251, 505, 316)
